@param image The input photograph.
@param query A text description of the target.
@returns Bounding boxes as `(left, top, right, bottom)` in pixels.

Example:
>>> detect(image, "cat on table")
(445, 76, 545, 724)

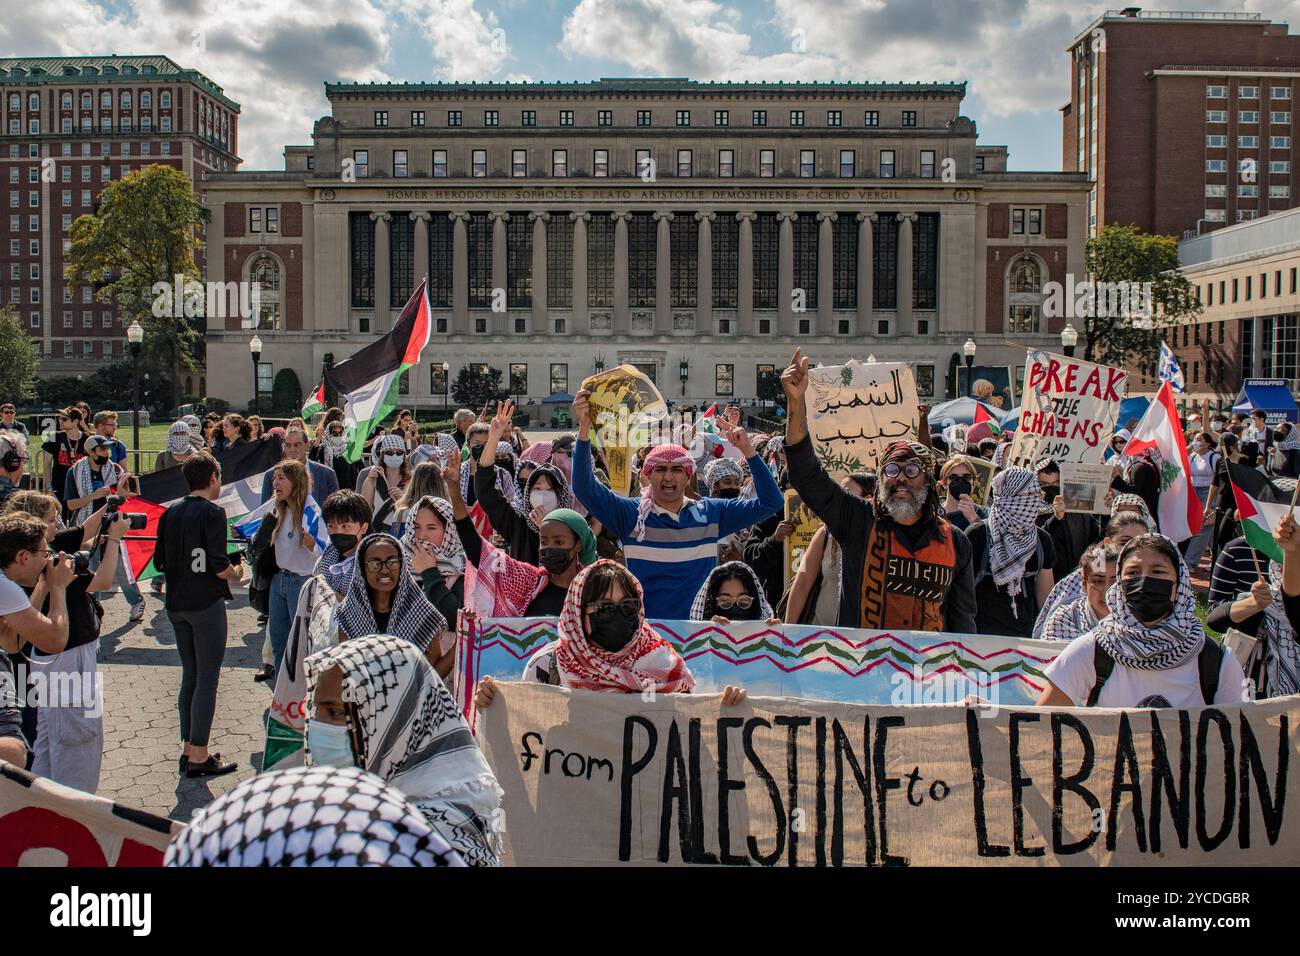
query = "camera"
(62, 551, 93, 576)
(103, 495, 147, 531)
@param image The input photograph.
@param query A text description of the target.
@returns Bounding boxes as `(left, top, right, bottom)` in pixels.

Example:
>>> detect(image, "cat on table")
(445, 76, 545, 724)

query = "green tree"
(271, 367, 303, 415)
(63, 164, 210, 399)
(1079, 225, 1200, 367)
(451, 365, 508, 411)
(0, 308, 39, 404)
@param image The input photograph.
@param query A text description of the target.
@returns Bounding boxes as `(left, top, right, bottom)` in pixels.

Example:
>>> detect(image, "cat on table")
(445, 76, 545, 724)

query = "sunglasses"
(588, 599, 639, 620)
(882, 462, 923, 480)
(714, 595, 754, 610)
(363, 557, 403, 573)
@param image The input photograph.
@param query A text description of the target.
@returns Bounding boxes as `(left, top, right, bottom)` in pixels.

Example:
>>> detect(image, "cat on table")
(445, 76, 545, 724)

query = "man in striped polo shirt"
(571, 389, 784, 620)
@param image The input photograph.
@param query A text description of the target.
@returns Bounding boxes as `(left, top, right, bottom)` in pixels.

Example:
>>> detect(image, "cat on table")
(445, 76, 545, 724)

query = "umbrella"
(926, 396, 1003, 429)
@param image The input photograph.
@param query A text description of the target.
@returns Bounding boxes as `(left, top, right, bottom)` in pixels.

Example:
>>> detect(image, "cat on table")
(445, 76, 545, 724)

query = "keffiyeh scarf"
(553, 560, 695, 694)
(1040, 595, 1101, 644)
(460, 459, 521, 511)
(335, 533, 446, 652)
(631, 444, 696, 542)
(1110, 493, 1155, 530)
(521, 464, 573, 533)
(688, 561, 774, 622)
(400, 496, 466, 575)
(1257, 561, 1300, 697)
(164, 765, 464, 867)
(986, 467, 1043, 614)
(462, 535, 550, 616)
(991, 441, 1011, 470)
(69, 455, 121, 527)
(305, 635, 503, 866)
(315, 544, 356, 595)
(1090, 534, 1205, 671)
(1032, 568, 1084, 641)
(1279, 428, 1300, 452)
(702, 456, 743, 493)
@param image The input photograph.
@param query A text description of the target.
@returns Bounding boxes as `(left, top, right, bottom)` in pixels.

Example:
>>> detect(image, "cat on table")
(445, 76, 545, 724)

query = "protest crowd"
(0, 344, 1297, 869)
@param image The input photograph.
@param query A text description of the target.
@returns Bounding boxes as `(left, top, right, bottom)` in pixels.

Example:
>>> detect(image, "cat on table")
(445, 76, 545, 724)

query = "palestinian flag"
(1227, 462, 1290, 564)
(326, 277, 432, 463)
(973, 402, 1002, 435)
(123, 437, 284, 580)
(301, 381, 325, 419)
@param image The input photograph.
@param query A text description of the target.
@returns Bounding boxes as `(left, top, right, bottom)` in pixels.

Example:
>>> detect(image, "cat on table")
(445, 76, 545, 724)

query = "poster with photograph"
(1060, 462, 1115, 515)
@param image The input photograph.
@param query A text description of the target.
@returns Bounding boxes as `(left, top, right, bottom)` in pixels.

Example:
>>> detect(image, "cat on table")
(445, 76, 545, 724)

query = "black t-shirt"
(374, 609, 391, 634)
(524, 582, 568, 617)
(22, 573, 99, 652)
(42, 432, 85, 501)
(965, 521, 1056, 638)
(154, 495, 232, 612)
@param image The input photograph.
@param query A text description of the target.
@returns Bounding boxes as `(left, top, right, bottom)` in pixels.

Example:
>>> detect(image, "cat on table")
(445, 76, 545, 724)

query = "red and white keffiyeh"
(463, 534, 549, 617)
(552, 560, 695, 694)
(631, 444, 696, 542)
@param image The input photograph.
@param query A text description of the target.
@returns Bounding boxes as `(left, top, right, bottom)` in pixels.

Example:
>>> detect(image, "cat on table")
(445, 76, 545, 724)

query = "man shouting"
(781, 348, 976, 632)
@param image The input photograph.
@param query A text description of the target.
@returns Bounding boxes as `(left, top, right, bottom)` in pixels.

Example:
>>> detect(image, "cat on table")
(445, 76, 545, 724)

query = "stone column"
(817, 211, 836, 334)
(370, 211, 391, 333)
(654, 211, 673, 333)
(491, 212, 509, 327)
(897, 212, 916, 333)
(857, 212, 875, 331)
(411, 211, 430, 290)
(613, 211, 630, 333)
(571, 212, 590, 333)
(695, 211, 714, 332)
(737, 212, 755, 336)
(450, 211, 469, 334)
(530, 212, 549, 331)
(777, 211, 797, 335)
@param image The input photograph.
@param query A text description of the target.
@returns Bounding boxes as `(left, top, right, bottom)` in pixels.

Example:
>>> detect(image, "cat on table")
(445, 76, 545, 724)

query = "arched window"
(249, 255, 282, 330)
(1006, 254, 1045, 333)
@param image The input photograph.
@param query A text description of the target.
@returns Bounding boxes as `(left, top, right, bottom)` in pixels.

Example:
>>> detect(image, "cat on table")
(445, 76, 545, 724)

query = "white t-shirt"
(0, 569, 31, 617)
(1045, 632, 1247, 708)
(1188, 451, 1217, 489)
(273, 518, 321, 576)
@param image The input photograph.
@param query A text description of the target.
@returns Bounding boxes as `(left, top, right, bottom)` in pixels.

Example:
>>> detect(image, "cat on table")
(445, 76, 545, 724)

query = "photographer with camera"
(155, 453, 243, 779)
(0, 491, 131, 791)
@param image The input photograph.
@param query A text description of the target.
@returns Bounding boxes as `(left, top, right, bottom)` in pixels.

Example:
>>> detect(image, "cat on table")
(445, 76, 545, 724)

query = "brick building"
(204, 78, 1090, 410)
(0, 55, 239, 388)
(1062, 8, 1300, 240)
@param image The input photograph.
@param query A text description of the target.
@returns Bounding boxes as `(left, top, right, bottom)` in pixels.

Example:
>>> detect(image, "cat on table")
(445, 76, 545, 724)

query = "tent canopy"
(1233, 380, 1298, 424)
(542, 392, 574, 404)
(927, 396, 1003, 429)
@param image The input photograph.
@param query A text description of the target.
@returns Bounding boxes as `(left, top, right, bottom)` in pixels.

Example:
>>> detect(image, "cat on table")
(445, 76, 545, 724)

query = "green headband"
(541, 508, 597, 565)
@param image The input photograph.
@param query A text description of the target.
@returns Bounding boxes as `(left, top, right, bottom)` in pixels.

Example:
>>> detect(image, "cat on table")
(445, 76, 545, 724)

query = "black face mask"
(586, 608, 638, 652)
(1041, 484, 1061, 502)
(538, 547, 575, 575)
(331, 533, 359, 555)
(468, 444, 485, 459)
(946, 476, 972, 499)
(713, 486, 740, 499)
(495, 458, 513, 471)
(1122, 575, 1176, 624)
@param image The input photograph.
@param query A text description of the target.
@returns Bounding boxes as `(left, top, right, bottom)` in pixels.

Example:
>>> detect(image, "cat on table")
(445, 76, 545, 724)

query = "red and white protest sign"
(1008, 350, 1127, 468)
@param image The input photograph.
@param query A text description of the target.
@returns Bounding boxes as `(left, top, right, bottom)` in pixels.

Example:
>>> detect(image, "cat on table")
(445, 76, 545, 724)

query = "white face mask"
(530, 489, 559, 513)
(383, 454, 405, 469)
(307, 720, 355, 768)
(1211, 421, 1223, 432)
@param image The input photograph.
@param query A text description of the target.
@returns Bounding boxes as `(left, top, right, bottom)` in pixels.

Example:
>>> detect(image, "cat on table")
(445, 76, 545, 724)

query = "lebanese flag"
(1121, 381, 1201, 542)
(325, 277, 432, 462)
(1227, 462, 1288, 564)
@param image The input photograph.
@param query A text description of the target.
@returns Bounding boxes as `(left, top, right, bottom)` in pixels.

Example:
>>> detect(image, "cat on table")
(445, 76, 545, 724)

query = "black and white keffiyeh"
(69, 455, 121, 526)
(1257, 561, 1300, 697)
(164, 765, 465, 867)
(400, 496, 466, 575)
(1090, 534, 1205, 671)
(1032, 568, 1084, 641)
(335, 533, 446, 652)
(986, 467, 1043, 614)
(1279, 428, 1300, 452)
(702, 456, 743, 492)
(315, 544, 356, 595)
(304, 635, 503, 866)
(1039, 595, 1101, 644)
(1110, 493, 1155, 530)
(460, 459, 521, 511)
(520, 464, 573, 532)
(689, 561, 774, 622)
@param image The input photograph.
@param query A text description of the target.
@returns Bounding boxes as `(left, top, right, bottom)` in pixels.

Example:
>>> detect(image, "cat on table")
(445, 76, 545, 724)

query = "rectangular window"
(879, 150, 895, 178)
(266, 208, 278, 233)
(839, 149, 855, 178)
(546, 214, 573, 309)
(598, 110, 612, 126)
(1012, 208, 1025, 234)
(484, 110, 499, 127)
(1029, 208, 1042, 234)
(433, 149, 448, 177)
(714, 110, 728, 127)
(1239, 184, 1258, 197)
(790, 110, 804, 127)
(1206, 135, 1227, 147)
(1272, 136, 1292, 149)
(374, 110, 388, 127)
(552, 149, 568, 177)
(718, 149, 734, 178)
(827, 110, 842, 127)
(799, 149, 815, 177)
(1270, 160, 1291, 173)
(635, 149, 652, 178)
(1270, 185, 1290, 198)
(676, 110, 690, 127)
(1273, 87, 1293, 100)
(448, 110, 462, 127)
(512, 149, 527, 177)
(353, 149, 369, 178)
(522, 110, 536, 127)
(472, 149, 487, 177)
(593, 149, 608, 177)
(677, 150, 692, 177)
(759, 149, 775, 178)
(919, 149, 936, 179)
(559, 110, 573, 126)
(637, 110, 651, 127)
(1240, 111, 1259, 124)
(1241, 85, 1259, 99)
(1207, 84, 1227, 98)
(752, 110, 766, 126)
(715, 364, 734, 396)
(393, 149, 408, 178)
(550, 364, 568, 395)
(411, 110, 425, 127)
(863, 110, 878, 127)
(1240, 135, 1260, 148)
(249, 208, 262, 233)
(1206, 159, 1227, 172)
(1271, 112, 1291, 124)
(1207, 110, 1227, 123)
(1206, 184, 1226, 197)
(902, 110, 917, 127)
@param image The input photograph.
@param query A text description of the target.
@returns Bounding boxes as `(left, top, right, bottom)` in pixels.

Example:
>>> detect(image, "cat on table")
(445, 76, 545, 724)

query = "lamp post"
(1061, 323, 1079, 359)
(679, 358, 689, 397)
(962, 338, 976, 398)
(127, 321, 143, 470)
(249, 334, 263, 413)
(441, 362, 449, 415)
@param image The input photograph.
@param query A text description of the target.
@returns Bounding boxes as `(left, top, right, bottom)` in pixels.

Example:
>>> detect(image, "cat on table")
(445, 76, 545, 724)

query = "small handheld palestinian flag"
(325, 277, 432, 462)
(1227, 462, 1289, 564)
(302, 381, 325, 419)
(972, 402, 1002, 435)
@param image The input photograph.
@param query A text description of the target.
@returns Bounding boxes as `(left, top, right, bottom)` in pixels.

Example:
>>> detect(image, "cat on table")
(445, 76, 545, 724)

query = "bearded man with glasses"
(779, 348, 976, 632)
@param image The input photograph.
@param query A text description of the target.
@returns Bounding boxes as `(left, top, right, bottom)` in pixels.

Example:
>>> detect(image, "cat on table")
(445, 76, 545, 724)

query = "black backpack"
(1087, 638, 1224, 706)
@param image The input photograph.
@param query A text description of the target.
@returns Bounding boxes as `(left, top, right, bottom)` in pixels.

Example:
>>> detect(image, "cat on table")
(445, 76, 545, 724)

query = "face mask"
(946, 476, 972, 499)
(330, 533, 358, 555)
(1211, 421, 1223, 432)
(495, 458, 513, 471)
(383, 454, 404, 469)
(1122, 575, 1176, 625)
(325, 433, 346, 451)
(538, 547, 575, 575)
(468, 444, 485, 459)
(1040, 484, 1061, 502)
(712, 486, 740, 499)
(307, 720, 356, 768)
(586, 608, 638, 652)
(530, 489, 559, 513)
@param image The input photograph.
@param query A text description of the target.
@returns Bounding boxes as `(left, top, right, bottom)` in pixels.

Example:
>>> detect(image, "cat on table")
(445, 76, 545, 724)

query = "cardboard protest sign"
(581, 365, 668, 494)
(454, 617, 1062, 728)
(0, 761, 178, 866)
(1060, 462, 1115, 515)
(479, 683, 1300, 867)
(783, 490, 823, 587)
(806, 360, 920, 479)
(1009, 351, 1127, 468)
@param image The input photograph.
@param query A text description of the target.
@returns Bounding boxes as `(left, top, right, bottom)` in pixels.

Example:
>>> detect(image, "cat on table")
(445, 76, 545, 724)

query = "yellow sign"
(783, 489, 823, 587)
(580, 365, 668, 495)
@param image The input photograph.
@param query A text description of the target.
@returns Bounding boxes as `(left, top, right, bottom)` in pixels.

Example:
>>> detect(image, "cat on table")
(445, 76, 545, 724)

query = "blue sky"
(3, 0, 1293, 170)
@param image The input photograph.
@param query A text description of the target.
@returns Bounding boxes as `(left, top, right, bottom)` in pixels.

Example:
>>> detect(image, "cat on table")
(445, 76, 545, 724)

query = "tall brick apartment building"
(1062, 8, 1300, 239)
(204, 78, 1089, 409)
(0, 55, 239, 386)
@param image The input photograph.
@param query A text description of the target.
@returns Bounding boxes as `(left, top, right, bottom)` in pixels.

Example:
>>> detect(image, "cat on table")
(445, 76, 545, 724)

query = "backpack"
(1087, 638, 1224, 706)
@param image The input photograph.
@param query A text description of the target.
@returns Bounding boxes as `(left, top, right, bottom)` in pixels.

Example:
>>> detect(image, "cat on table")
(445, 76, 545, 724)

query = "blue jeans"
(268, 571, 308, 676)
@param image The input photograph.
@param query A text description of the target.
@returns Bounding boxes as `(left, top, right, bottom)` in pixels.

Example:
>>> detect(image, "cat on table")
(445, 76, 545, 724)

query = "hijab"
(689, 561, 773, 622)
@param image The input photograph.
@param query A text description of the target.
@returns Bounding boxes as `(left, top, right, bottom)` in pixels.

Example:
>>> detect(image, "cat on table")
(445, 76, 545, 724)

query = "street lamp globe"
(962, 338, 977, 361)
(126, 321, 144, 347)
(1061, 323, 1079, 350)
(249, 334, 263, 360)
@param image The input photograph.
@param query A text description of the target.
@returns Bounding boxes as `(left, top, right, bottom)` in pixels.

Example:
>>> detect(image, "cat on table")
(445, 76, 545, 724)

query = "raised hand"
(1276, 513, 1300, 555)
(715, 419, 755, 458)
(573, 388, 593, 436)
(780, 347, 810, 401)
(488, 400, 515, 441)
